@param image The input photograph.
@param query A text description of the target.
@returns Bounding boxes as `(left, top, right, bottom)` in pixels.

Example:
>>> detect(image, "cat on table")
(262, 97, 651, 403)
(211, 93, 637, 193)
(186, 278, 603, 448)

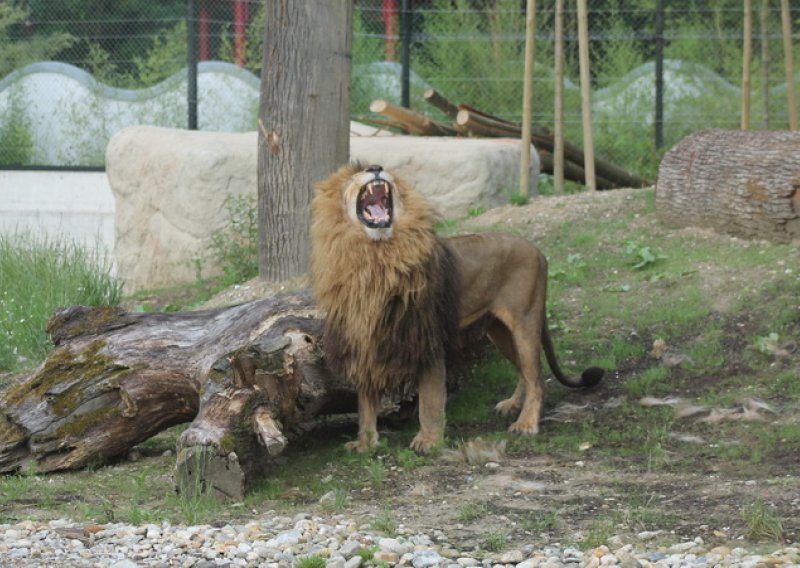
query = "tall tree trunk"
(257, 1, 353, 281)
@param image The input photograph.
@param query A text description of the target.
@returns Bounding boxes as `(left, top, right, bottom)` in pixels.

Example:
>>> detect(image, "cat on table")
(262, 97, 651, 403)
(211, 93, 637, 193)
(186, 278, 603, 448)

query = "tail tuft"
(580, 367, 605, 388)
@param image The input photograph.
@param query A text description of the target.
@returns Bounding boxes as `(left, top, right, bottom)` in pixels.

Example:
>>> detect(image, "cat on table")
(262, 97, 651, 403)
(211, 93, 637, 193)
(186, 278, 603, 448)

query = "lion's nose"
(365, 164, 383, 174)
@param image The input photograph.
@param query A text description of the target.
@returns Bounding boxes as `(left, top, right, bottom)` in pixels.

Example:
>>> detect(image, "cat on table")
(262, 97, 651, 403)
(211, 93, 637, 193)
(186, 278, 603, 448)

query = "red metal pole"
(199, 0, 210, 61)
(233, 0, 248, 67)
(383, 0, 397, 61)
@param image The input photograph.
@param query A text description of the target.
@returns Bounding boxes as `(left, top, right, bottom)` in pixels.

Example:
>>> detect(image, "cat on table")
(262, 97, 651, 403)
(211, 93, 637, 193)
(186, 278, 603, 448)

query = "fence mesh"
(1, 0, 798, 179)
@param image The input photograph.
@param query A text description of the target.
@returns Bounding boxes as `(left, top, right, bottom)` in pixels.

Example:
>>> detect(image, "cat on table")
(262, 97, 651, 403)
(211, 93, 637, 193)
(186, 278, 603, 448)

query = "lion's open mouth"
(357, 179, 393, 229)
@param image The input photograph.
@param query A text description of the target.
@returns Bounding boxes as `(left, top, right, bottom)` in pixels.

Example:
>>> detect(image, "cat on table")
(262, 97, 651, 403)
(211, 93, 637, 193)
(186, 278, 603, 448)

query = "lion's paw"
(495, 398, 522, 417)
(409, 434, 439, 455)
(507, 419, 539, 436)
(345, 439, 376, 453)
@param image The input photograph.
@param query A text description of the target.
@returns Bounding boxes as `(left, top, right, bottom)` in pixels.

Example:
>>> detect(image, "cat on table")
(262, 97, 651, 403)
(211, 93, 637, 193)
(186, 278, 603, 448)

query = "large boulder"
(106, 125, 538, 292)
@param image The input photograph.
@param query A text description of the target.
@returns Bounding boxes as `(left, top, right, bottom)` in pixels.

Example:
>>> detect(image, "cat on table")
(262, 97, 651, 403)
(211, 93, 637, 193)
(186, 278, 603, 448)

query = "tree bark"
(656, 129, 800, 243)
(0, 292, 430, 499)
(257, 2, 352, 281)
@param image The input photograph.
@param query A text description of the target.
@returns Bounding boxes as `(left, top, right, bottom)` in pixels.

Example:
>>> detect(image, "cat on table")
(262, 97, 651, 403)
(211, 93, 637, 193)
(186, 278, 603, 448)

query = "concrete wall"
(0, 170, 115, 259)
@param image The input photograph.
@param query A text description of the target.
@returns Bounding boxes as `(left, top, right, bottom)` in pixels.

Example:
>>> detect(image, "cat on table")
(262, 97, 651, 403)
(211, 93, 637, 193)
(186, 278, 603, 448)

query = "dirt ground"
(5, 188, 798, 554)
(194, 188, 799, 550)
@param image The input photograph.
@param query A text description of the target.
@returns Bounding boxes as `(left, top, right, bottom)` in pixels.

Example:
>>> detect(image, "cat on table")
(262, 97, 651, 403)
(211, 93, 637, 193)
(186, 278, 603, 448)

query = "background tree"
(257, 2, 353, 281)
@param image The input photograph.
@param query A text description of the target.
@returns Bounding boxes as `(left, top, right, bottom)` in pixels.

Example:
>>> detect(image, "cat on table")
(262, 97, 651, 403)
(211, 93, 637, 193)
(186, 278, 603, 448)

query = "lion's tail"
(541, 318, 604, 389)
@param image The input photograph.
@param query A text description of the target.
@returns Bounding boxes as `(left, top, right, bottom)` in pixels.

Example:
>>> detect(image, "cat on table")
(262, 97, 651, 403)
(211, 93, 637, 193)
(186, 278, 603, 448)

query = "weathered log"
(656, 129, 800, 243)
(369, 99, 459, 136)
(0, 292, 326, 474)
(0, 291, 431, 499)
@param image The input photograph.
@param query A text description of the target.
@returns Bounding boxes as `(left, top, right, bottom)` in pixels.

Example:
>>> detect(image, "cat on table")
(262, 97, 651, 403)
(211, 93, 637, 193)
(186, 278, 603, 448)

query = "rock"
(412, 549, 444, 567)
(106, 126, 539, 291)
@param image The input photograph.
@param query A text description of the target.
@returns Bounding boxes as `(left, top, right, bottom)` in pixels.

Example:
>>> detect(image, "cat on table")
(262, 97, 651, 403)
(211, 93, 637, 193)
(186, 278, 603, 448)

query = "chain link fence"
(1, 0, 798, 179)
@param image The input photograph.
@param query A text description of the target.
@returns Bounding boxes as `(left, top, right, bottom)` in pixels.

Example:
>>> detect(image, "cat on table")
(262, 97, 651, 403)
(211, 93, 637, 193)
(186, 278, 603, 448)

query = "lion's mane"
(310, 163, 460, 396)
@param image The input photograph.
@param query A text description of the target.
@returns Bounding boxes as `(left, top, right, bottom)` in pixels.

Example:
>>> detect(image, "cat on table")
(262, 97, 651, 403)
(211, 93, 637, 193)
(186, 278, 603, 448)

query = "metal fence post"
(400, 0, 411, 108)
(187, 0, 199, 130)
(655, 0, 664, 149)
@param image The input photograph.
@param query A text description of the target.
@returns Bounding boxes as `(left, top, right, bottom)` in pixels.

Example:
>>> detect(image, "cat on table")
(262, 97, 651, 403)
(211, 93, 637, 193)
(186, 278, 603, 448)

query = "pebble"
(0, 517, 796, 567)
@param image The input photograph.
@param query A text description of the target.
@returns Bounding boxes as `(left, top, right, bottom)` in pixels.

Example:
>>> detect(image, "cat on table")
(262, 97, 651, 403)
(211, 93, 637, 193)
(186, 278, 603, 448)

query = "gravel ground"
(2, 514, 798, 567)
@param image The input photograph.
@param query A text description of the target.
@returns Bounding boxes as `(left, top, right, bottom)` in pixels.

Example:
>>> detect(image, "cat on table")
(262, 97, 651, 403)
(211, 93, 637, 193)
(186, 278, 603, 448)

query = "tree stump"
(655, 129, 800, 243)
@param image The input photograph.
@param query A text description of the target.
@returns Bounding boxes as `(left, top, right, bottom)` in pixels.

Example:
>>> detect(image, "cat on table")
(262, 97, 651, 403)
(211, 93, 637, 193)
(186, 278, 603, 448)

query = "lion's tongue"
(366, 203, 388, 221)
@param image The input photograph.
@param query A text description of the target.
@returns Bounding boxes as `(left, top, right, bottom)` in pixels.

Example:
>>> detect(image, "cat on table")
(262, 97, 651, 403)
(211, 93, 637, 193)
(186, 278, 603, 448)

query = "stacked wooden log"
(364, 89, 651, 190)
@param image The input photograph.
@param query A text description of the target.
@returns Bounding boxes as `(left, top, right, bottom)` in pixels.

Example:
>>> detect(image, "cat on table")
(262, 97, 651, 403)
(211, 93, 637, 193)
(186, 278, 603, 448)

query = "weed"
(625, 367, 671, 398)
(207, 195, 259, 287)
(510, 193, 530, 206)
(366, 460, 386, 489)
(626, 241, 667, 270)
(296, 555, 326, 568)
(482, 531, 508, 552)
(457, 501, 489, 523)
(741, 500, 784, 542)
(371, 508, 397, 534)
(467, 206, 486, 218)
(521, 511, 559, 532)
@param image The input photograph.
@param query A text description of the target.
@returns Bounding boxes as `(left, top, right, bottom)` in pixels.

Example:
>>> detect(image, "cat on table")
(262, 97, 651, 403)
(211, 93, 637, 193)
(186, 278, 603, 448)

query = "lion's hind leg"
(490, 311, 545, 436)
(346, 389, 381, 453)
(487, 319, 526, 418)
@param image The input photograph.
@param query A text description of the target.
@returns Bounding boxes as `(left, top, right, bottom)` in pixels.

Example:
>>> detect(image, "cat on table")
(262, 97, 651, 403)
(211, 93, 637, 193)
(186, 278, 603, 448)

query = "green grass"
(741, 500, 784, 542)
(0, 233, 121, 372)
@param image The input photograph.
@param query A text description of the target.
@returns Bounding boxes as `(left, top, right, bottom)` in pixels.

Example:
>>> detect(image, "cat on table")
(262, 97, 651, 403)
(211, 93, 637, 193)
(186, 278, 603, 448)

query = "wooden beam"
(742, 0, 753, 129)
(553, 0, 565, 194)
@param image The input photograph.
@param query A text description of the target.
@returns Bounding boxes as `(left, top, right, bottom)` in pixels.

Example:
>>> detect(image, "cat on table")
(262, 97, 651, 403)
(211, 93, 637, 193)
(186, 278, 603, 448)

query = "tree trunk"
(656, 129, 800, 243)
(0, 292, 428, 499)
(257, 2, 352, 281)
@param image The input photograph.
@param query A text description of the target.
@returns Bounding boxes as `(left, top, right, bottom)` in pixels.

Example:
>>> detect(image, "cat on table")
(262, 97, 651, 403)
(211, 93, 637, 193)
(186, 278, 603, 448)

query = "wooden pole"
(741, 0, 753, 130)
(553, 0, 565, 194)
(576, 0, 596, 191)
(781, 0, 798, 130)
(760, 0, 770, 129)
(519, 0, 537, 197)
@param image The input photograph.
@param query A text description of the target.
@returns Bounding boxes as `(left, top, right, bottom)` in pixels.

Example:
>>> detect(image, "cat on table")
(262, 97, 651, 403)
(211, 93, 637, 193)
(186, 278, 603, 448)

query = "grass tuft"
(0, 233, 121, 372)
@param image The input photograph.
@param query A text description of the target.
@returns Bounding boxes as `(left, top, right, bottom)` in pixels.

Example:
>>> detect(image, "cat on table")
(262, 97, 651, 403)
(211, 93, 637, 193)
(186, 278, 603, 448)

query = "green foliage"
(207, 195, 259, 287)
(0, 3, 74, 78)
(371, 508, 397, 534)
(741, 500, 784, 542)
(0, 86, 34, 165)
(510, 193, 531, 206)
(0, 233, 122, 372)
(296, 555, 326, 568)
(457, 501, 489, 523)
(482, 531, 508, 552)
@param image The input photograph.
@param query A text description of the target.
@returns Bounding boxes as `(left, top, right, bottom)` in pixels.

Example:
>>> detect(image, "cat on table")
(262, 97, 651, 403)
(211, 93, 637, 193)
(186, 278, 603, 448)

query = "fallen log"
(369, 99, 459, 136)
(0, 292, 368, 499)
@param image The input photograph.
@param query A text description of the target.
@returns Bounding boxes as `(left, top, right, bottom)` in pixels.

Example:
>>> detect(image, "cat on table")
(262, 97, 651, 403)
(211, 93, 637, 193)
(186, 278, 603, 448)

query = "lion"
(310, 163, 603, 454)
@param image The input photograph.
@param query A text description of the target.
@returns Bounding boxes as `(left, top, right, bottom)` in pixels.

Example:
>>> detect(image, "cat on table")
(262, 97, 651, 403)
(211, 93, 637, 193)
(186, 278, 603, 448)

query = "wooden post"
(741, 0, 753, 130)
(760, 0, 771, 129)
(553, 0, 565, 194)
(781, 0, 798, 130)
(519, 0, 537, 197)
(576, 0, 596, 191)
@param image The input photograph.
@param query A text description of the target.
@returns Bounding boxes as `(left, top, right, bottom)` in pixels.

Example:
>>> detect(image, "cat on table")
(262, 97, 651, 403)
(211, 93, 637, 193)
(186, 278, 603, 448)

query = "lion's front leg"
(410, 359, 447, 454)
(346, 389, 381, 453)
